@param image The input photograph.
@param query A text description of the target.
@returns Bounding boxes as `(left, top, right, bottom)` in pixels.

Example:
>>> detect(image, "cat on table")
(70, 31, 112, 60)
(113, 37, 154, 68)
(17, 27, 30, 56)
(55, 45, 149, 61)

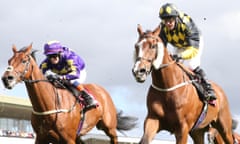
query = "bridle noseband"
(7, 54, 47, 83)
(6, 54, 31, 82)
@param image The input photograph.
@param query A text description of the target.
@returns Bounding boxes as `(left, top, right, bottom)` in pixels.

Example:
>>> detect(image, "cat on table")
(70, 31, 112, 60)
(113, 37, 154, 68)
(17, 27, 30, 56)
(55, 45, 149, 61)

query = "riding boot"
(76, 84, 98, 109)
(193, 67, 217, 101)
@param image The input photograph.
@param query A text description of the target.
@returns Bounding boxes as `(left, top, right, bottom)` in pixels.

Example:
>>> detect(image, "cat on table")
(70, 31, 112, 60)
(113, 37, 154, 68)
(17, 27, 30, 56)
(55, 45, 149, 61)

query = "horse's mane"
(232, 118, 239, 130)
(142, 30, 152, 38)
(18, 46, 38, 62)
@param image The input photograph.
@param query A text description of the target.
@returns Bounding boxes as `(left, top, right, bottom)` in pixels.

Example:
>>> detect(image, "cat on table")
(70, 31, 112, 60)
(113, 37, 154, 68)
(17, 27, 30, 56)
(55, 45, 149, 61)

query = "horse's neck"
(25, 59, 55, 110)
(152, 50, 185, 88)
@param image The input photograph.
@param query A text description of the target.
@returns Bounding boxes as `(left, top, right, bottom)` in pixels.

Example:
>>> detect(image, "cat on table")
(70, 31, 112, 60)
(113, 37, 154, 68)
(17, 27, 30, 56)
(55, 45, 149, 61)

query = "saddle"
(47, 78, 86, 106)
(176, 63, 206, 101)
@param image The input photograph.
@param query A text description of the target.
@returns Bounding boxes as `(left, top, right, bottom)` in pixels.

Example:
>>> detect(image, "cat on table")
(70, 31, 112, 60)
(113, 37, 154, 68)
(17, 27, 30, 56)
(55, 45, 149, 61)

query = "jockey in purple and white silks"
(40, 40, 97, 109)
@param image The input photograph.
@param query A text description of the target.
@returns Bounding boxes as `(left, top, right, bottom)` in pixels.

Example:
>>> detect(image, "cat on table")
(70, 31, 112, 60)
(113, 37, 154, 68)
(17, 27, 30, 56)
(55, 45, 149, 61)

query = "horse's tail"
(116, 110, 138, 136)
(232, 118, 238, 130)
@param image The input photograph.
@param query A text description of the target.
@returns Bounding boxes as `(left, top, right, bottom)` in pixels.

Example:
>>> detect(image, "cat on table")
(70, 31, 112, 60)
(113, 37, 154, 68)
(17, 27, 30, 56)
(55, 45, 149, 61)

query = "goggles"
(47, 54, 59, 59)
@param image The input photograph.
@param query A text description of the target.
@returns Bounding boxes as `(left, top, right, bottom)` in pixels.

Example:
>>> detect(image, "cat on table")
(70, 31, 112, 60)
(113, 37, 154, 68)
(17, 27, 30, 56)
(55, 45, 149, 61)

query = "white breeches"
(172, 36, 203, 70)
(70, 68, 87, 84)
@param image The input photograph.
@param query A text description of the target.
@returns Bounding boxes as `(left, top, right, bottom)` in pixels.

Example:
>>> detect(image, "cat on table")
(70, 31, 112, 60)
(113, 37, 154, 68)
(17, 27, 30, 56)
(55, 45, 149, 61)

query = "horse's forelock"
(142, 30, 152, 38)
(31, 50, 38, 61)
(18, 46, 28, 52)
(15, 46, 38, 61)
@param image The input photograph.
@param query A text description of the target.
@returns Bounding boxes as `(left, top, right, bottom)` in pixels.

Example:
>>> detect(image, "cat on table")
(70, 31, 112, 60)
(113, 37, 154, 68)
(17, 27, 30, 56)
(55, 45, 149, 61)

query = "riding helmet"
(44, 40, 63, 55)
(159, 3, 179, 19)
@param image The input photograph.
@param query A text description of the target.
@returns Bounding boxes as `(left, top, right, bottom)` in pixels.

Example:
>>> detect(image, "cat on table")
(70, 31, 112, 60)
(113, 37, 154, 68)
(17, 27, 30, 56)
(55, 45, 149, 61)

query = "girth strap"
(191, 102, 208, 132)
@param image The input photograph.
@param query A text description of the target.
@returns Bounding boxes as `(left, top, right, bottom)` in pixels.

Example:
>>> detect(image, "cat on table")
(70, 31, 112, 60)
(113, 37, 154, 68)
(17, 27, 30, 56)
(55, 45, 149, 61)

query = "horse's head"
(132, 24, 165, 83)
(2, 43, 34, 89)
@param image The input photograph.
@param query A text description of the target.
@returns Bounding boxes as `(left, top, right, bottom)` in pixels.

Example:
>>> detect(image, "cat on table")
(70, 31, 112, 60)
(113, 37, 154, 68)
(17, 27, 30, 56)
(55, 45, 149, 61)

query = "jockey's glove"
(47, 74, 62, 81)
(172, 54, 182, 62)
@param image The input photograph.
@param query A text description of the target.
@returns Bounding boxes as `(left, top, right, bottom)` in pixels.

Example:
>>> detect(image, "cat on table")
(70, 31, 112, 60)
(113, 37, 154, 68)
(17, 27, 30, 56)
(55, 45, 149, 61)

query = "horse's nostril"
(139, 69, 146, 73)
(2, 77, 8, 86)
(7, 75, 14, 80)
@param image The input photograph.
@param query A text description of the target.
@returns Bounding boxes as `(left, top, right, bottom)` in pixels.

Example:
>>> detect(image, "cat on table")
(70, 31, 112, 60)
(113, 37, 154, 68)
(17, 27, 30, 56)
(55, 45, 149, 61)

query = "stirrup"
(82, 92, 98, 109)
(87, 97, 98, 107)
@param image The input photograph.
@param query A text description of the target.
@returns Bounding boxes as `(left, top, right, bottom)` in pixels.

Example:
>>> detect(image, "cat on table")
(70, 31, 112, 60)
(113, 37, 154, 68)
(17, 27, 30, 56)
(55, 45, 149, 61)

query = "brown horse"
(132, 24, 233, 144)
(1, 44, 137, 144)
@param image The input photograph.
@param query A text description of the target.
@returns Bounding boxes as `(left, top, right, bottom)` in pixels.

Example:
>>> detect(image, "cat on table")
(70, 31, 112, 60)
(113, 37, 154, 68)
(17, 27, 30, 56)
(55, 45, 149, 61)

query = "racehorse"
(1, 44, 137, 144)
(132, 24, 233, 144)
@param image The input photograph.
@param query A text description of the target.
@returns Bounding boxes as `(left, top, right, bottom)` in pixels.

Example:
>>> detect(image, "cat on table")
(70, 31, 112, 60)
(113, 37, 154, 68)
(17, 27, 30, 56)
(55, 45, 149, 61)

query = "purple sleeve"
(64, 53, 85, 80)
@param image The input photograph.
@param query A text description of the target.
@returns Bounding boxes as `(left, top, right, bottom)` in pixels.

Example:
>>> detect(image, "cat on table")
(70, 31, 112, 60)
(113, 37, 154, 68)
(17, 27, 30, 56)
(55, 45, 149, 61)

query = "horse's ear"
(12, 45, 17, 53)
(137, 24, 144, 36)
(153, 25, 161, 36)
(26, 43, 33, 54)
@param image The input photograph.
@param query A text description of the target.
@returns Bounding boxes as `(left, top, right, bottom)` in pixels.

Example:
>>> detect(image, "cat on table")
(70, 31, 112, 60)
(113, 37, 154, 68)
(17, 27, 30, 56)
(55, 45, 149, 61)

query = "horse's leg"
(215, 115, 234, 144)
(35, 139, 49, 144)
(207, 128, 218, 144)
(76, 136, 85, 144)
(104, 128, 118, 144)
(233, 132, 240, 144)
(96, 119, 118, 144)
(34, 136, 40, 144)
(190, 129, 205, 144)
(139, 117, 159, 144)
(216, 124, 233, 144)
(35, 135, 51, 144)
(174, 123, 189, 144)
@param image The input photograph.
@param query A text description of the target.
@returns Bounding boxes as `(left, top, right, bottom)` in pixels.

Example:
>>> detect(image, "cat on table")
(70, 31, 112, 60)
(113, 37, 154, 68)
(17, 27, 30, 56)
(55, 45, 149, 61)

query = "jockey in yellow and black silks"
(158, 3, 216, 101)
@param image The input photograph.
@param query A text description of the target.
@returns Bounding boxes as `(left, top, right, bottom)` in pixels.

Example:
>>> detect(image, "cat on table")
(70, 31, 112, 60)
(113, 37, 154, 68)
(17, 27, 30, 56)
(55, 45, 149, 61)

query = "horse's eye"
(151, 44, 157, 49)
(22, 60, 27, 64)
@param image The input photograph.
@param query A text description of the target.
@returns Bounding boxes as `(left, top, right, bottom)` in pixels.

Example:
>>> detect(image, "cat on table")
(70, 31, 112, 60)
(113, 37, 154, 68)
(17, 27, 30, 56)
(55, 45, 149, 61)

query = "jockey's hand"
(47, 74, 62, 81)
(172, 54, 182, 62)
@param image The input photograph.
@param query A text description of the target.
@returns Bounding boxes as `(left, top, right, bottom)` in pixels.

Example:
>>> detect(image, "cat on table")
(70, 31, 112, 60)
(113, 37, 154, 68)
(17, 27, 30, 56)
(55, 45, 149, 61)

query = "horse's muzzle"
(1, 74, 16, 89)
(132, 68, 148, 83)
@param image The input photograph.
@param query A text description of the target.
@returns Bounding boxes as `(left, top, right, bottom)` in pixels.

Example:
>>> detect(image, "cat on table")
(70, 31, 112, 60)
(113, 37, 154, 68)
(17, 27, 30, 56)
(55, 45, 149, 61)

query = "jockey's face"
(163, 17, 176, 30)
(47, 54, 60, 64)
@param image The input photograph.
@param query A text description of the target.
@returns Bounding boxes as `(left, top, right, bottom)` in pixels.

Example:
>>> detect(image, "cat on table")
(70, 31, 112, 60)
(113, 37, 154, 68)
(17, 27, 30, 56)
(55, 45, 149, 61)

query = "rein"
(24, 79, 78, 115)
(16, 54, 77, 115)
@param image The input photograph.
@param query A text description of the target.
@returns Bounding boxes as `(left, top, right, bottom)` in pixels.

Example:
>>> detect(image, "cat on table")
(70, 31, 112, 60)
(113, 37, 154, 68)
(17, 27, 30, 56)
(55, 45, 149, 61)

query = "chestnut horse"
(132, 24, 233, 144)
(1, 44, 137, 144)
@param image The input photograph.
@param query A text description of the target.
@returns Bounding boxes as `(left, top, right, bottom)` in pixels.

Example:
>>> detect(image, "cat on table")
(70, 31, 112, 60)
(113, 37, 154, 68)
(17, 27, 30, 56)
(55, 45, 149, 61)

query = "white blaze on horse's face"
(132, 37, 164, 83)
(133, 39, 145, 71)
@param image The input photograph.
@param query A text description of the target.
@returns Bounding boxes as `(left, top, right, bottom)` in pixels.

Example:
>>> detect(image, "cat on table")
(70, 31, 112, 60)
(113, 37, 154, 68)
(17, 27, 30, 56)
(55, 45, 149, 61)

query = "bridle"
(6, 54, 32, 82)
(135, 34, 195, 91)
(6, 53, 77, 115)
(134, 34, 175, 75)
(8, 54, 49, 83)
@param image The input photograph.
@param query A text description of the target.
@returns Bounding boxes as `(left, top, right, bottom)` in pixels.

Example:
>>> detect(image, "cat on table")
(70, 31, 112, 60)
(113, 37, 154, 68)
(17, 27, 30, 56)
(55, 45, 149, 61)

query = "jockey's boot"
(76, 84, 98, 109)
(193, 67, 217, 101)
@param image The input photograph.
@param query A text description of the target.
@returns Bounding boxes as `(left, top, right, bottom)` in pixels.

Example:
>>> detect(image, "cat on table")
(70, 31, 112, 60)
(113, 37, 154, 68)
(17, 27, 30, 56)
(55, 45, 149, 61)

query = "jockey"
(40, 40, 98, 109)
(158, 3, 217, 101)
